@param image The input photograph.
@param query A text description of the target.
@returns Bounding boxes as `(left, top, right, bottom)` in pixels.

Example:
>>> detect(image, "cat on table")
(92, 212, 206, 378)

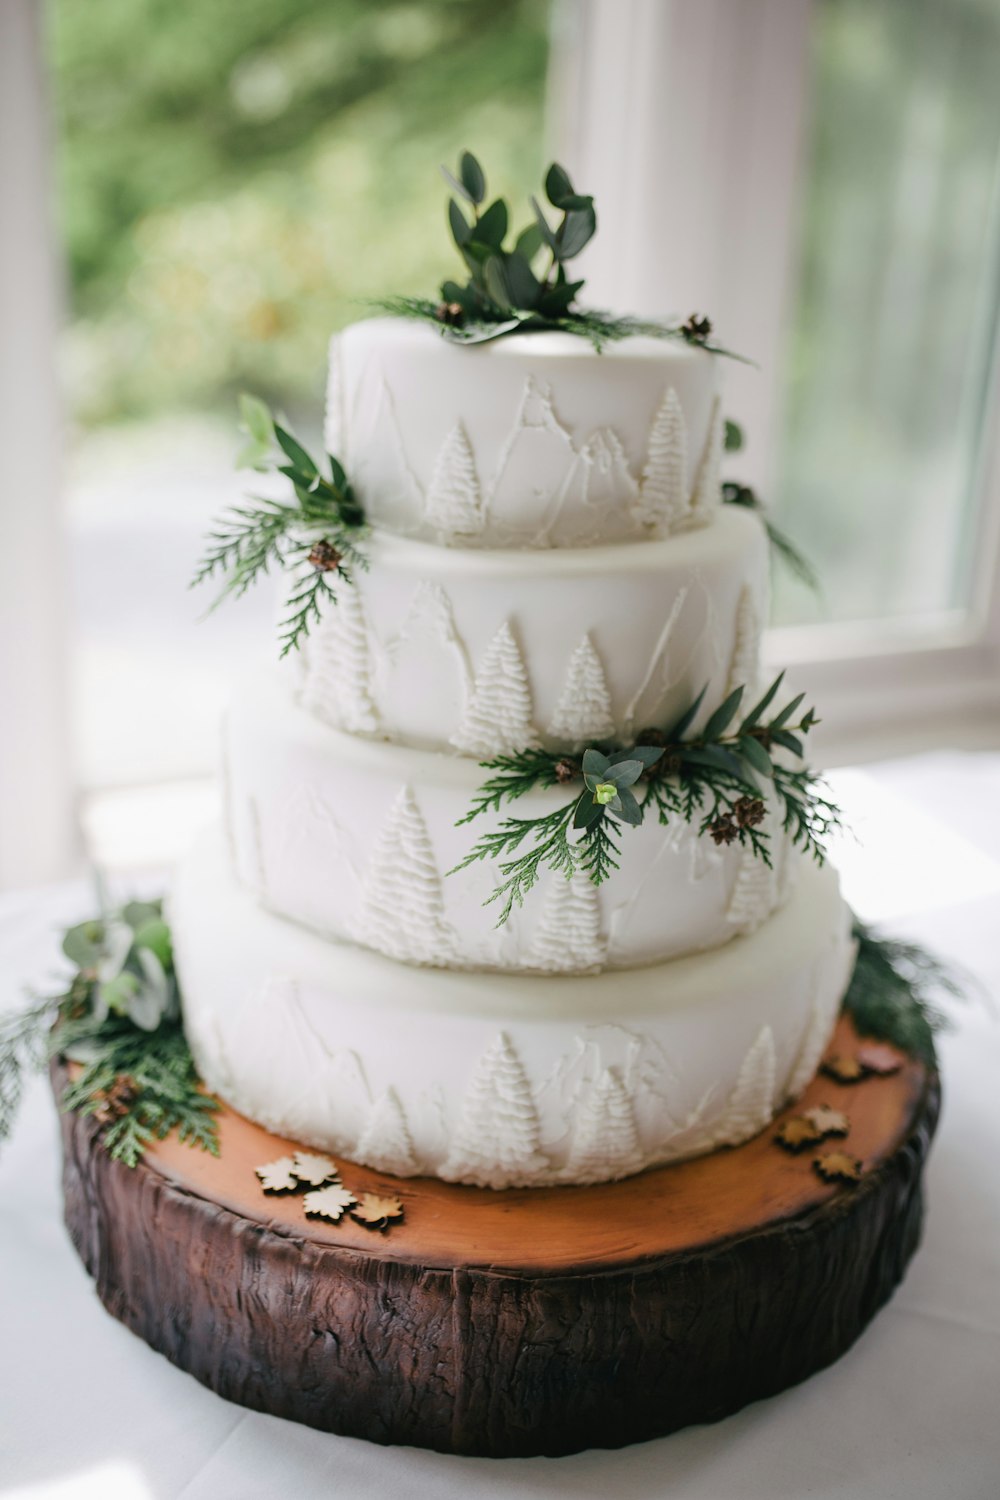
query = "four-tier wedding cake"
(172, 316, 854, 1190)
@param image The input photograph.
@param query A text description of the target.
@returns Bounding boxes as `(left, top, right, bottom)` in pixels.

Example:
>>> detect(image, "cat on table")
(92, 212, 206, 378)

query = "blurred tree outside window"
(48, 0, 552, 863)
(772, 0, 1000, 629)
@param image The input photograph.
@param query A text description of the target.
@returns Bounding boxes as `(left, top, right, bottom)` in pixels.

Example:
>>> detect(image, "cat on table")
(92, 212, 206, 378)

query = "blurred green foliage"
(49, 0, 551, 426)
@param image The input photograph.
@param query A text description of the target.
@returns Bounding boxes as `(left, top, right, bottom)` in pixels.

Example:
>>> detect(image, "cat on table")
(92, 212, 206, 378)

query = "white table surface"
(2, 751, 999, 1500)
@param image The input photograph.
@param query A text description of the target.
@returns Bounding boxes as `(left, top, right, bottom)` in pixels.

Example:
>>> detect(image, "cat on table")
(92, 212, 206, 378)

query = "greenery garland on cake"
(453, 673, 841, 924)
(192, 394, 366, 656)
(376, 151, 752, 358)
(0, 901, 217, 1167)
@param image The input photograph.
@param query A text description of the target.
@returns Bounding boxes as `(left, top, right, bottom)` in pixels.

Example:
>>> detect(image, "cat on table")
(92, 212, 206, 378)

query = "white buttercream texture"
(727, 584, 762, 695)
(528, 872, 606, 973)
(300, 584, 378, 734)
(711, 1026, 777, 1146)
(440, 1032, 550, 1188)
(689, 393, 723, 523)
(356, 1088, 419, 1176)
(424, 421, 484, 537)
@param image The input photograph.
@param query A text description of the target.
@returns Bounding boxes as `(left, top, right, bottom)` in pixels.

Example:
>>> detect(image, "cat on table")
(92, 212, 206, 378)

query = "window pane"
(772, 0, 1000, 627)
(49, 0, 552, 795)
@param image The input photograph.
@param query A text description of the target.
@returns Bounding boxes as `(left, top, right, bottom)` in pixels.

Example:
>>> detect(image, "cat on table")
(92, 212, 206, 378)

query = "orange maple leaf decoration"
(351, 1192, 405, 1232)
(813, 1152, 863, 1185)
(821, 1054, 866, 1084)
(774, 1116, 823, 1153)
(856, 1043, 903, 1076)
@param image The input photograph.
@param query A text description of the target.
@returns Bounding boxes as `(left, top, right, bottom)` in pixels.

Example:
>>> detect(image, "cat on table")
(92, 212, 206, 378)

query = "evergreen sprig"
(720, 421, 818, 591)
(192, 394, 366, 657)
(0, 900, 219, 1167)
(374, 152, 750, 361)
(452, 673, 840, 924)
(843, 919, 967, 1067)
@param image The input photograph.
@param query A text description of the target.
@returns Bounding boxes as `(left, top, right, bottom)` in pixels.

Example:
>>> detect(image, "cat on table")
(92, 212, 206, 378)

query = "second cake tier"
(223, 670, 800, 972)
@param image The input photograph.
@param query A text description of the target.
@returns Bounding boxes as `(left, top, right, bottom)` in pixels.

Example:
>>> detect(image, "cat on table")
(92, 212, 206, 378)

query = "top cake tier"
(326, 319, 722, 549)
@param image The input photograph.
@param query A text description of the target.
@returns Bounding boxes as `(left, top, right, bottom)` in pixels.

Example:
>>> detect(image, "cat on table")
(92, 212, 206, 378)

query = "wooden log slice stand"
(55, 1015, 939, 1458)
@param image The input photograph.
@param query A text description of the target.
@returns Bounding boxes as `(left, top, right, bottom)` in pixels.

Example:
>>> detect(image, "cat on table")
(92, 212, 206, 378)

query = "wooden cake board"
(55, 1014, 939, 1457)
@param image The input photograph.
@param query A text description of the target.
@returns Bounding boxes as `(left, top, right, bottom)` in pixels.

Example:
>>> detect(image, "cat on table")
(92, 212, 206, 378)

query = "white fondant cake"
(327, 319, 723, 548)
(289, 506, 768, 751)
(223, 669, 798, 971)
(173, 314, 854, 1188)
(175, 828, 854, 1189)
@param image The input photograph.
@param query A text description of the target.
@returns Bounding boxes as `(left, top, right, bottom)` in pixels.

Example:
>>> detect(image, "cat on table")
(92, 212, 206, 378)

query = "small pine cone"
(95, 1074, 138, 1124)
(709, 813, 738, 846)
(307, 540, 342, 573)
(682, 312, 713, 342)
(637, 727, 667, 747)
(660, 751, 683, 778)
(734, 795, 766, 829)
(436, 301, 465, 327)
(553, 757, 578, 785)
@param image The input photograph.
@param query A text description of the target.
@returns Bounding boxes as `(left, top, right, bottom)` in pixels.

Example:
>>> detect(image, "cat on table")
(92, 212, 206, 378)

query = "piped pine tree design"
(726, 584, 762, 695)
(547, 633, 615, 746)
(528, 872, 606, 973)
(300, 584, 378, 734)
(356, 1088, 420, 1176)
(633, 387, 687, 532)
(565, 1067, 645, 1184)
(355, 787, 451, 964)
(689, 393, 723, 523)
(725, 809, 778, 933)
(451, 620, 538, 756)
(711, 1026, 777, 1146)
(424, 421, 484, 537)
(440, 1032, 549, 1188)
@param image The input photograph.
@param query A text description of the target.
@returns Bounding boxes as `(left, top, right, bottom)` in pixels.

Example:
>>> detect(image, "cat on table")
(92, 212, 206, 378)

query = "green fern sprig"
(192, 394, 366, 656)
(453, 674, 841, 923)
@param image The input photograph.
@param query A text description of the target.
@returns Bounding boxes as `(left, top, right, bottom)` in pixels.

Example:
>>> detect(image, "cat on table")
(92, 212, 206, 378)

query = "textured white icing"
(335, 318, 721, 548)
(172, 829, 855, 1187)
(726, 582, 764, 695)
(284, 507, 769, 754)
(225, 669, 801, 971)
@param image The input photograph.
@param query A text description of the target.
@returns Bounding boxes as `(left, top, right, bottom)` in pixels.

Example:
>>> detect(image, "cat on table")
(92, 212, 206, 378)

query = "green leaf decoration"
(505, 251, 542, 310)
(483, 256, 513, 311)
(722, 482, 819, 592)
(843, 920, 968, 1067)
(557, 205, 597, 260)
(459, 149, 486, 205)
(440, 164, 477, 207)
(455, 673, 840, 923)
(724, 418, 744, 453)
(192, 396, 366, 657)
(448, 197, 472, 247)
(545, 162, 575, 207)
(473, 198, 508, 248)
(514, 223, 544, 262)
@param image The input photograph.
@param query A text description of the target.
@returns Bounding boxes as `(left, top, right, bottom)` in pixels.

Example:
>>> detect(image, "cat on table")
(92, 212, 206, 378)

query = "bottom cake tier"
(54, 1015, 939, 1457)
(172, 828, 855, 1187)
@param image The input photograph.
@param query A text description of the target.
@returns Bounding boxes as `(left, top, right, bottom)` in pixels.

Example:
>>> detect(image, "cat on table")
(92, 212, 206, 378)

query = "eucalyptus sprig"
(192, 394, 367, 657)
(0, 900, 218, 1167)
(719, 421, 819, 591)
(374, 151, 750, 360)
(451, 672, 840, 924)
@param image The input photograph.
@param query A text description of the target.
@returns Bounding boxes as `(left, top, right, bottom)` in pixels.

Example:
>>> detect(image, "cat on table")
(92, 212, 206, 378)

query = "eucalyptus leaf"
(131, 916, 172, 969)
(514, 223, 544, 262)
(61, 921, 107, 970)
(603, 758, 644, 787)
(557, 205, 597, 260)
(769, 692, 806, 731)
(505, 251, 541, 309)
(459, 150, 486, 205)
(440, 164, 476, 206)
(274, 425, 318, 479)
(702, 685, 746, 741)
(739, 672, 785, 732)
(724, 419, 744, 453)
(581, 748, 611, 778)
(472, 198, 508, 248)
(99, 971, 141, 1018)
(483, 257, 512, 311)
(771, 729, 805, 758)
(681, 745, 748, 780)
(530, 196, 559, 252)
(664, 685, 708, 741)
(545, 162, 575, 207)
(573, 795, 605, 830)
(448, 197, 472, 247)
(738, 735, 774, 778)
(238, 393, 273, 446)
(615, 786, 643, 826)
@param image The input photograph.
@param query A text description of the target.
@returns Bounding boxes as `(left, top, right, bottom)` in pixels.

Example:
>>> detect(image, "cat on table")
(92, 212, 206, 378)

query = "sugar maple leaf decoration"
(856, 1043, 903, 1076)
(821, 1054, 866, 1084)
(292, 1151, 338, 1187)
(803, 1103, 850, 1136)
(814, 1152, 863, 1185)
(775, 1116, 823, 1153)
(303, 1183, 358, 1222)
(255, 1156, 299, 1194)
(352, 1192, 405, 1232)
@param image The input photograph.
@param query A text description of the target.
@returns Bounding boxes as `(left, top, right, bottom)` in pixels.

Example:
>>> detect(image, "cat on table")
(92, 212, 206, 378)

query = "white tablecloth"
(2, 752, 999, 1500)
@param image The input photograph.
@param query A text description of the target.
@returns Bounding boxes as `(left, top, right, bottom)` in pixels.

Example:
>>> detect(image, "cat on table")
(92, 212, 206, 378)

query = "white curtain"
(0, 0, 78, 887)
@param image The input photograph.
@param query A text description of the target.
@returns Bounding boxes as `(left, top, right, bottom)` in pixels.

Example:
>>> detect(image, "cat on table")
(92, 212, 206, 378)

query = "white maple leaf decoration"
(303, 1183, 358, 1222)
(292, 1151, 339, 1187)
(255, 1156, 299, 1194)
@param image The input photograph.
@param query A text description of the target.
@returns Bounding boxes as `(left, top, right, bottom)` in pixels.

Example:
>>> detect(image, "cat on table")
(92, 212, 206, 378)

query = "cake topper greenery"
(192, 394, 366, 656)
(452, 672, 840, 924)
(721, 421, 819, 591)
(377, 150, 750, 357)
(0, 899, 218, 1168)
